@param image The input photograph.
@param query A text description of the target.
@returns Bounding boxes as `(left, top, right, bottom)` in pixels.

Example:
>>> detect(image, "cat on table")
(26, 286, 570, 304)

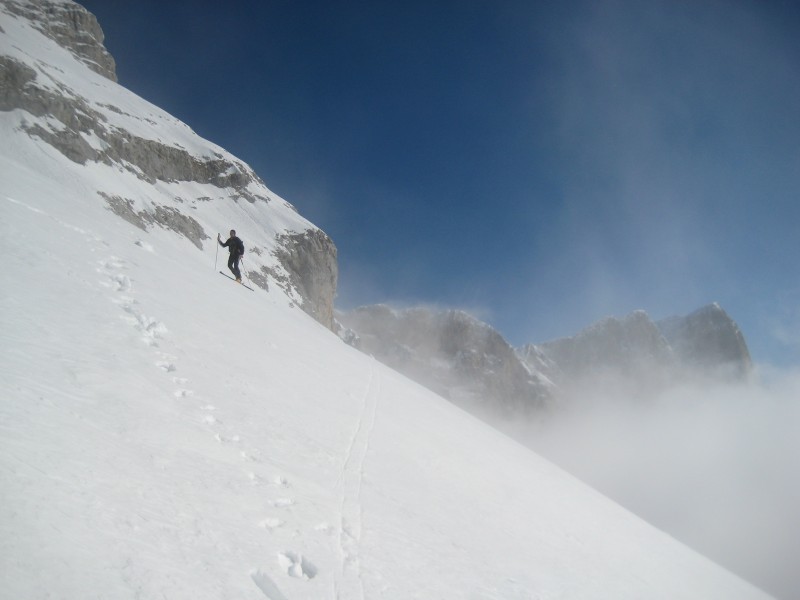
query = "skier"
(218, 229, 244, 282)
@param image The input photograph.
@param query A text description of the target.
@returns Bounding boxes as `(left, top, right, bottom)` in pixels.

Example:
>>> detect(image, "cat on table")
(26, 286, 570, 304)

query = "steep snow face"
(0, 190, 774, 598)
(0, 0, 337, 327)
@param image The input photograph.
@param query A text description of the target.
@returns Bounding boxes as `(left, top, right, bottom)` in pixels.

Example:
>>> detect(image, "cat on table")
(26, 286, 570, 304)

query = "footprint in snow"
(112, 296, 137, 308)
(134, 239, 155, 252)
(248, 471, 265, 485)
(202, 414, 219, 425)
(99, 273, 131, 292)
(250, 570, 289, 600)
(156, 361, 176, 372)
(98, 256, 126, 271)
(241, 450, 259, 462)
(258, 517, 285, 531)
(314, 522, 334, 536)
(110, 273, 132, 292)
(271, 498, 294, 508)
(174, 389, 193, 398)
(277, 551, 317, 580)
(133, 313, 167, 346)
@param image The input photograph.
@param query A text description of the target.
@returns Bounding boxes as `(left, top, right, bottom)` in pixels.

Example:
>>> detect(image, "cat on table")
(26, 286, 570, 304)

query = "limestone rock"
(537, 310, 675, 389)
(271, 229, 338, 329)
(343, 303, 753, 418)
(338, 305, 554, 417)
(0, 0, 338, 329)
(658, 303, 752, 379)
(2, 0, 117, 80)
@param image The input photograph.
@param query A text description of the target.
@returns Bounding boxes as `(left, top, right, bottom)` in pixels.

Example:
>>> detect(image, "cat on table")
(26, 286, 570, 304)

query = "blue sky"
(80, 0, 800, 365)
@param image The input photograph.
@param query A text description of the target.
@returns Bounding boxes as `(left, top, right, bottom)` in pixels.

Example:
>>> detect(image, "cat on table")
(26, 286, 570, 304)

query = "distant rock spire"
(657, 303, 752, 379)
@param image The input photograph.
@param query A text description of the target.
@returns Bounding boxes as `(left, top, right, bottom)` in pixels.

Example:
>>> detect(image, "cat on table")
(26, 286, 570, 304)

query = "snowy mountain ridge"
(338, 302, 752, 417)
(0, 0, 337, 328)
(0, 2, 775, 598)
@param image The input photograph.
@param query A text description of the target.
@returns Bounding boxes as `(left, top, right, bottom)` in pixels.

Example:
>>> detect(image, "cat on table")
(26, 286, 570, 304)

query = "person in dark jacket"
(218, 229, 244, 282)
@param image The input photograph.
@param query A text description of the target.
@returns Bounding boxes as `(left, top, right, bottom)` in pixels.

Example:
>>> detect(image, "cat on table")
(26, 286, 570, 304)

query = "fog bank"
(519, 368, 800, 599)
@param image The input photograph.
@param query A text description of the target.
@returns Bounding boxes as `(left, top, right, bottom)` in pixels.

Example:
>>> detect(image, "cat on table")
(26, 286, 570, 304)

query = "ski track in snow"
(334, 359, 381, 600)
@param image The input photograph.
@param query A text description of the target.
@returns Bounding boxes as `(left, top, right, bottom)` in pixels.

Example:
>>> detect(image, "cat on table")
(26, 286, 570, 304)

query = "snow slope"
(0, 4, 773, 599)
(2, 187, 775, 600)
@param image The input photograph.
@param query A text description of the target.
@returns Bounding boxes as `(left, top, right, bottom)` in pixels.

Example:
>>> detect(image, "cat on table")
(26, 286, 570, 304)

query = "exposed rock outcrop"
(338, 305, 555, 417)
(657, 303, 752, 379)
(342, 303, 752, 419)
(2, 0, 116, 80)
(0, 51, 270, 201)
(1, 0, 338, 329)
(100, 193, 209, 249)
(523, 304, 752, 392)
(533, 310, 676, 392)
(269, 230, 338, 329)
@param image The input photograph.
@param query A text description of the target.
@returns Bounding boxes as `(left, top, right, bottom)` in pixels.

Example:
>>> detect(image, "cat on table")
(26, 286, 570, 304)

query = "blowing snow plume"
(523, 369, 800, 600)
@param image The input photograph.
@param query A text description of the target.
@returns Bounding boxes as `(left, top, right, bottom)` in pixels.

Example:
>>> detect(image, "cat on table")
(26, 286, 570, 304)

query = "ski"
(219, 271, 255, 291)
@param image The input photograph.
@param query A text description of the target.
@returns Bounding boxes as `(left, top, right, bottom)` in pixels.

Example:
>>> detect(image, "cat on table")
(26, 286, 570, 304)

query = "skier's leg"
(232, 256, 242, 281)
(228, 254, 236, 276)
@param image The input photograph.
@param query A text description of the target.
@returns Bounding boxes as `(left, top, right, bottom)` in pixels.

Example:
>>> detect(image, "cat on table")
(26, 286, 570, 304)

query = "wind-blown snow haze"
(525, 371, 800, 600)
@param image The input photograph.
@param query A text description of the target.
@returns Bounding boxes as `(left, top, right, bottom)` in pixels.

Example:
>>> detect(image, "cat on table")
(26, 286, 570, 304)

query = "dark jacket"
(220, 235, 244, 256)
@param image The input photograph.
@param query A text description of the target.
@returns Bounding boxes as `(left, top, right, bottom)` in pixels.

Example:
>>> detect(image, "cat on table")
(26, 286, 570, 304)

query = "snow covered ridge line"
(337, 302, 752, 416)
(0, 0, 338, 327)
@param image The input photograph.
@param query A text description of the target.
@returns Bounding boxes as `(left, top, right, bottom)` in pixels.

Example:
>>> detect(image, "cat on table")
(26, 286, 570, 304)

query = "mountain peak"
(342, 302, 754, 418)
(541, 309, 673, 384)
(4, 0, 117, 80)
(658, 303, 752, 378)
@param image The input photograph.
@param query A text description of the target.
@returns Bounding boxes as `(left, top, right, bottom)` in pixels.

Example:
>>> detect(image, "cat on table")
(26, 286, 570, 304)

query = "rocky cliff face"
(530, 310, 677, 393)
(341, 303, 752, 418)
(0, 0, 337, 328)
(338, 305, 555, 417)
(270, 230, 338, 328)
(2, 0, 116, 81)
(524, 304, 752, 392)
(657, 303, 752, 379)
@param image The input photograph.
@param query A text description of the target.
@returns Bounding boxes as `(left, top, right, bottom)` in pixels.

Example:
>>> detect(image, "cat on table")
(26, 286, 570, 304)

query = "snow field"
(1, 172, 773, 598)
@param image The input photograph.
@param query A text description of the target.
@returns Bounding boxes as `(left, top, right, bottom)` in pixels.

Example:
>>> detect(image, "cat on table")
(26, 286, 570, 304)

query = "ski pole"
(241, 256, 250, 287)
(214, 234, 219, 270)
